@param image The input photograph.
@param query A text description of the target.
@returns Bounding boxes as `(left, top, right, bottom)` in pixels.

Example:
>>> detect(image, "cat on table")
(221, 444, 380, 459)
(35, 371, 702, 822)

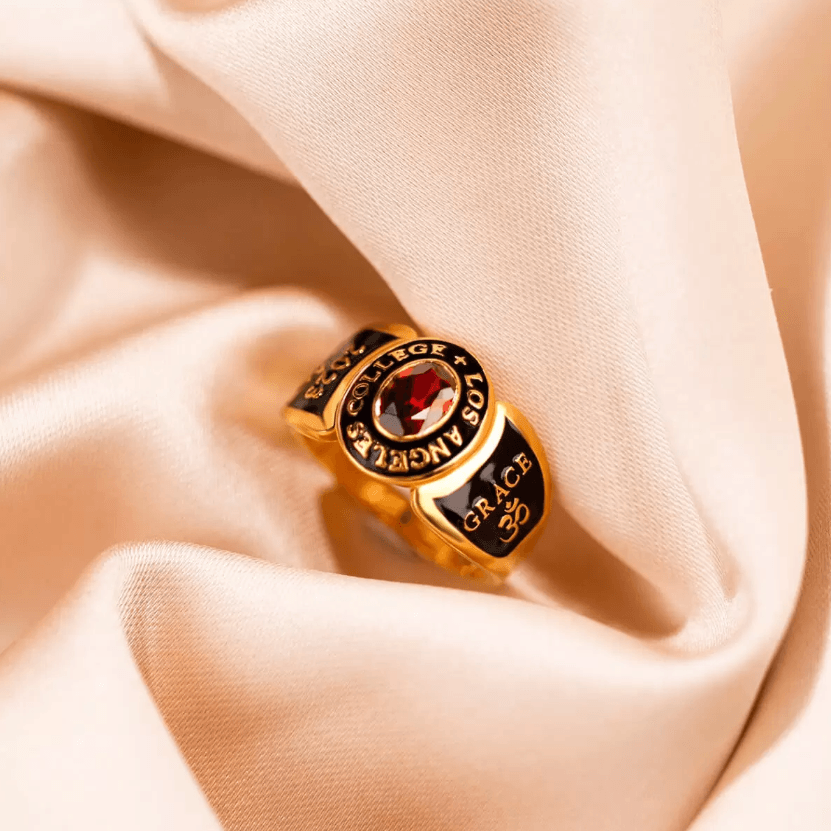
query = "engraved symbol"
(498, 498, 531, 544)
(454, 355, 468, 365)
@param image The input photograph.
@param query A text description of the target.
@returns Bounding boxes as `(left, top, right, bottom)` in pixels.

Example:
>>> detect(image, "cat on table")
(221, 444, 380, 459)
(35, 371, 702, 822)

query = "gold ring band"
(284, 324, 551, 582)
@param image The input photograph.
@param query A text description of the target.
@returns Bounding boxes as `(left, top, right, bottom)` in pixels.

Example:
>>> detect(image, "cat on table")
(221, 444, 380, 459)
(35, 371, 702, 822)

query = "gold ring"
(284, 324, 551, 583)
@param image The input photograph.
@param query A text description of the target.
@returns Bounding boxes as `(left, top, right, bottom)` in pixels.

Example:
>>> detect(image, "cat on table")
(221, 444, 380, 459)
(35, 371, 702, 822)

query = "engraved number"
(302, 342, 365, 400)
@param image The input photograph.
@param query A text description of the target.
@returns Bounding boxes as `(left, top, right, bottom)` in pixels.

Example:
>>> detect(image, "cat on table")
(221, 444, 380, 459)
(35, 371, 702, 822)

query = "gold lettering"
(464, 373, 484, 386)
(360, 368, 383, 383)
(431, 344, 447, 356)
(388, 450, 409, 473)
(515, 453, 532, 474)
(427, 438, 452, 465)
(354, 438, 372, 459)
(346, 422, 372, 459)
(463, 511, 481, 532)
(329, 355, 352, 371)
(462, 406, 480, 426)
(409, 447, 431, 470)
(502, 465, 520, 488)
(374, 357, 394, 371)
(345, 380, 373, 417)
(467, 389, 485, 409)
(373, 443, 389, 469)
(443, 425, 463, 447)
(301, 343, 369, 402)
(409, 343, 428, 355)
(391, 348, 409, 361)
(474, 497, 495, 520)
(493, 483, 509, 505)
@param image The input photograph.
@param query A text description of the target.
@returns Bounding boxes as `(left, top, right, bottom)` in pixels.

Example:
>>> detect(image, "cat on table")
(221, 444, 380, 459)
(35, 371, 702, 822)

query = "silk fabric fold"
(0, 0, 828, 828)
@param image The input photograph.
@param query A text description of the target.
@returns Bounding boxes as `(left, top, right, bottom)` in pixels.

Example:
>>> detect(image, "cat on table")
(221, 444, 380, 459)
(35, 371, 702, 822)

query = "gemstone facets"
(374, 361, 459, 440)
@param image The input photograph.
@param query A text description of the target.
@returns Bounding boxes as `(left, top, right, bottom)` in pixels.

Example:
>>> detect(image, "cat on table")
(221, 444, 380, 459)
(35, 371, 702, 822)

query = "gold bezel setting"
(335, 337, 495, 487)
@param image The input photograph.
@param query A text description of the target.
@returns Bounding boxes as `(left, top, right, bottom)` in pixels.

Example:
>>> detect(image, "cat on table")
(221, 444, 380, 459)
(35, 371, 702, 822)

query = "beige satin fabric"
(0, 0, 827, 828)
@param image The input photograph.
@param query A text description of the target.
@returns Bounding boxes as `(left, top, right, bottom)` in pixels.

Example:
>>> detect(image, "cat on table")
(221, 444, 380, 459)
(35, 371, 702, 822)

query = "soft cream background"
(0, 0, 828, 828)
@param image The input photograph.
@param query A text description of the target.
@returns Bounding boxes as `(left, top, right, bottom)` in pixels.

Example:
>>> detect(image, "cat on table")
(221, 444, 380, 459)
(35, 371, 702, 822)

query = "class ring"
(283, 324, 551, 583)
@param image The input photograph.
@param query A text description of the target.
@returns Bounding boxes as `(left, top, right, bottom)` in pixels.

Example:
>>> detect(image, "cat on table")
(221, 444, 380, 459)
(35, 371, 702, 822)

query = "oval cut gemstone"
(374, 361, 459, 439)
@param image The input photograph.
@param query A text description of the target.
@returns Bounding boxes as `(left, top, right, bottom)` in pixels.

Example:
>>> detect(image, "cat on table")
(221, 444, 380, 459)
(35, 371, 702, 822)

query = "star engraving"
(453, 355, 468, 366)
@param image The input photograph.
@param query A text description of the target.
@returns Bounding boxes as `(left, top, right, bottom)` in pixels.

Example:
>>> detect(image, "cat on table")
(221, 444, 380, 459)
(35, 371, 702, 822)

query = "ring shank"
(300, 434, 497, 581)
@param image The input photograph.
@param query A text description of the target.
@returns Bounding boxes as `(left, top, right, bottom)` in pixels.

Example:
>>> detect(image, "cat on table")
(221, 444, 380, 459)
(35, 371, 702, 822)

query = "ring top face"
(337, 338, 492, 483)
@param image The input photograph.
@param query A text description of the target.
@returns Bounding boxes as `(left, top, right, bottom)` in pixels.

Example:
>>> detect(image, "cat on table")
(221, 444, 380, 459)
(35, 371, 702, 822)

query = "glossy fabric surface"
(0, 0, 829, 828)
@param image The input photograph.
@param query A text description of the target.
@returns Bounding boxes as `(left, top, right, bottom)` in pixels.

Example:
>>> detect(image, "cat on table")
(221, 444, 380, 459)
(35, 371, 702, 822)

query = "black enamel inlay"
(337, 339, 490, 480)
(435, 419, 545, 558)
(287, 329, 396, 417)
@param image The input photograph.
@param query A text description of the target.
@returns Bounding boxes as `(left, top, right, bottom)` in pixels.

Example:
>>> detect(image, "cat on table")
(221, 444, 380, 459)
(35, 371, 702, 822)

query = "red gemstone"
(374, 361, 458, 439)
